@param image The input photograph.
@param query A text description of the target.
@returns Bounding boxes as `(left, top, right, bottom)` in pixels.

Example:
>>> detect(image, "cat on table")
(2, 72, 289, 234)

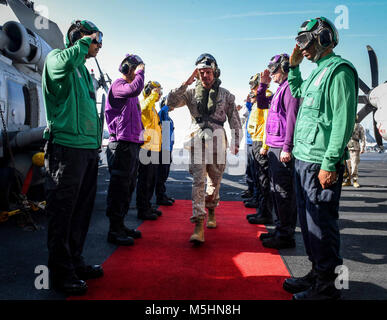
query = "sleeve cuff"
(288, 65, 300, 78)
(321, 159, 337, 172)
(282, 144, 292, 153)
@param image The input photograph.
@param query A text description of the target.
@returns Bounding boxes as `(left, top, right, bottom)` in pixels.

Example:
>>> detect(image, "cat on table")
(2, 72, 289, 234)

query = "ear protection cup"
(120, 62, 130, 74)
(70, 30, 82, 44)
(281, 60, 290, 73)
(214, 68, 221, 78)
(318, 28, 333, 47)
(68, 21, 83, 46)
(144, 82, 152, 96)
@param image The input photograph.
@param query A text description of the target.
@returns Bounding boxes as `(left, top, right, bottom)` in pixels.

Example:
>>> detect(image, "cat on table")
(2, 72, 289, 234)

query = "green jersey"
(42, 37, 101, 149)
(288, 53, 358, 171)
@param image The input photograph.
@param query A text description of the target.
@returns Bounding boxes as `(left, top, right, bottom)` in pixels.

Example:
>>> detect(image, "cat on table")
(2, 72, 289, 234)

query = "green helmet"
(296, 17, 338, 50)
(65, 20, 102, 48)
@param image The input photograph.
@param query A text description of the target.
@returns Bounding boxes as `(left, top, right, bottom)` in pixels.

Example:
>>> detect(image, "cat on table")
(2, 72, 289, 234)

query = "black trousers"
(106, 141, 140, 223)
(136, 150, 159, 212)
(294, 159, 344, 278)
(267, 147, 297, 239)
(246, 144, 259, 199)
(155, 150, 172, 200)
(252, 141, 273, 218)
(44, 142, 99, 277)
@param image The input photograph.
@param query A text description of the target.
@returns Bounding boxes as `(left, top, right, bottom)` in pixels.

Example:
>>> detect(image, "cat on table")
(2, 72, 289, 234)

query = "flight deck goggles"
(267, 53, 289, 74)
(92, 32, 103, 44)
(295, 32, 315, 50)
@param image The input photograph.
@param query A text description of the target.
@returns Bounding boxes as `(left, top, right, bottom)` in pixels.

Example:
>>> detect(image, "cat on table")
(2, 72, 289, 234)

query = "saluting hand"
(135, 63, 145, 73)
(184, 69, 198, 86)
(290, 45, 304, 67)
(260, 69, 271, 85)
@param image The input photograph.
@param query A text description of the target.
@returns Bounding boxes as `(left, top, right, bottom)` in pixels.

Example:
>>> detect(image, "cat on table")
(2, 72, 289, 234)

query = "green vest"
(42, 38, 101, 149)
(292, 55, 358, 165)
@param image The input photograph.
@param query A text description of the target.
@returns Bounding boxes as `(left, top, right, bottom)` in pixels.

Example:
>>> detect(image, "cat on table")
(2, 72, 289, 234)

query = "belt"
(195, 116, 225, 128)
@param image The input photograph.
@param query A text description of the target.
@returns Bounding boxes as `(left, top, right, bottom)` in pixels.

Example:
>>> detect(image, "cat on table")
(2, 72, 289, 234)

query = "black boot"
(241, 190, 253, 199)
(137, 209, 158, 220)
(248, 211, 273, 224)
(283, 269, 317, 294)
(259, 231, 275, 241)
(156, 197, 173, 206)
(166, 196, 175, 203)
(121, 225, 142, 239)
(244, 200, 259, 208)
(75, 265, 104, 280)
(293, 275, 341, 300)
(246, 213, 258, 220)
(50, 272, 88, 296)
(152, 208, 163, 217)
(108, 219, 135, 246)
(262, 236, 295, 249)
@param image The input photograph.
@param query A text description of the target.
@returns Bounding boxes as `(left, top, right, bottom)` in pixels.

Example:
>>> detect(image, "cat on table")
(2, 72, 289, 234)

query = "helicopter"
(357, 45, 387, 152)
(0, 0, 110, 226)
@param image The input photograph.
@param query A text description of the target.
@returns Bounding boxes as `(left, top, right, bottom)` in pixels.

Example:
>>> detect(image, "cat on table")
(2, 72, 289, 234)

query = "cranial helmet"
(65, 20, 102, 48)
(267, 53, 290, 74)
(143, 81, 162, 98)
(118, 54, 144, 74)
(195, 53, 221, 78)
(249, 73, 260, 89)
(295, 17, 339, 62)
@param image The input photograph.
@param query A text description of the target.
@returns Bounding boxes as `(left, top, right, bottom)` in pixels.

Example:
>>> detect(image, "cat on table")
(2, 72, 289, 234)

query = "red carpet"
(71, 200, 292, 300)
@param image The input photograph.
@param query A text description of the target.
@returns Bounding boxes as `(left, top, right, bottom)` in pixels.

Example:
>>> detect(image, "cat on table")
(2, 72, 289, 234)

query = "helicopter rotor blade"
(367, 45, 379, 88)
(357, 103, 377, 123)
(358, 95, 368, 105)
(358, 77, 371, 95)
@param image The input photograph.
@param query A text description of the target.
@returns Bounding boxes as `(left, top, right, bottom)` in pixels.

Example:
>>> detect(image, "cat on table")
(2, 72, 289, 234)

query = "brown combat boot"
(190, 219, 205, 244)
(342, 178, 352, 187)
(353, 179, 360, 188)
(206, 208, 217, 228)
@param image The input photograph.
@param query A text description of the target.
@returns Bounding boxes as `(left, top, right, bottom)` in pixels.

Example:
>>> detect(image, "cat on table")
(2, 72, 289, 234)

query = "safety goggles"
(78, 20, 103, 44)
(92, 32, 103, 44)
(267, 54, 289, 74)
(295, 32, 315, 50)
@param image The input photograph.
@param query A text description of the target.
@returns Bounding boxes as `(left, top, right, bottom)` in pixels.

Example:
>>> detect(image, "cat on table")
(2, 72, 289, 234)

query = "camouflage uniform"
(346, 123, 365, 181)
(167, 83, 241, 222)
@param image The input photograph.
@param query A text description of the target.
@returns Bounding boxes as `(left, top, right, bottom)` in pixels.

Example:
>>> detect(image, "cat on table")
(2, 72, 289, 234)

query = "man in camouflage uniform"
(167, 53, 241, 245)
(343, 120, 366, 188)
